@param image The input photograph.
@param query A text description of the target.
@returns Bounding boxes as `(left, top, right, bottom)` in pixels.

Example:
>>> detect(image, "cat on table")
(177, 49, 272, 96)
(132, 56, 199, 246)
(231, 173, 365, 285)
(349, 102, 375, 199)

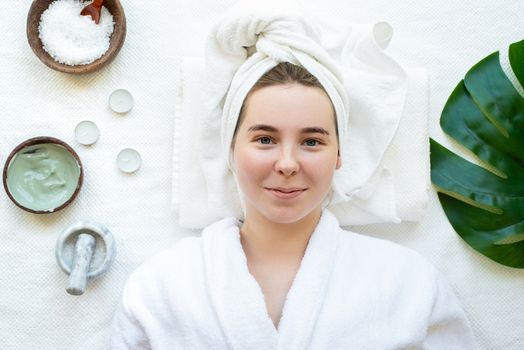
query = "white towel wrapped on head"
(172, 0, 429, 228)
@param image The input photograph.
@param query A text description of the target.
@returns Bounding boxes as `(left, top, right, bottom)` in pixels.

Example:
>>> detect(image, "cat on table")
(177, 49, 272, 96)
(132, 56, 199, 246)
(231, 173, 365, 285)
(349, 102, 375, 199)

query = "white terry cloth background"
(172, 15, 430, 229)
(0, 1, 523, 349)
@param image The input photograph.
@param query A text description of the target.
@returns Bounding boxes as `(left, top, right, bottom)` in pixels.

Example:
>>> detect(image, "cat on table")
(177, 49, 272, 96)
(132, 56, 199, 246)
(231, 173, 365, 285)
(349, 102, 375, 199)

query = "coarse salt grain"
(38, 0, 114, 66)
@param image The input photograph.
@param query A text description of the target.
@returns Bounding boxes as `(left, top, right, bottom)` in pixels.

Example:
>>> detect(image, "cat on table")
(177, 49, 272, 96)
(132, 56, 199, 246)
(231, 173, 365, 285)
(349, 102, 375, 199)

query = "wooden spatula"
(80, 0, 104, 24)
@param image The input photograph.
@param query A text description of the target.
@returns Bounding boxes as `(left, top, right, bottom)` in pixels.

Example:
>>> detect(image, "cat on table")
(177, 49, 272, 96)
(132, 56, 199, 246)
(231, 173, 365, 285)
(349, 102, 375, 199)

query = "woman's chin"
(259, 206, 320, 225)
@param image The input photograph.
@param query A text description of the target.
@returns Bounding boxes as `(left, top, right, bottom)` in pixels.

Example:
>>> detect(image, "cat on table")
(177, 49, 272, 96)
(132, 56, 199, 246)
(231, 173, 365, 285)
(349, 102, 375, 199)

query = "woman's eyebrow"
(247, 124, 330, 135)
(301, 127, 330, 135)
(247, 124, 278, 132)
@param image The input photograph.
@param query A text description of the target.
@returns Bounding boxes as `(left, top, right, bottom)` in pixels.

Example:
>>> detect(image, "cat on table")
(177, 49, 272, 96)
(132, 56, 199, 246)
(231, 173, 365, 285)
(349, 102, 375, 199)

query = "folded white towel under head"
(172, 0, 429, 229)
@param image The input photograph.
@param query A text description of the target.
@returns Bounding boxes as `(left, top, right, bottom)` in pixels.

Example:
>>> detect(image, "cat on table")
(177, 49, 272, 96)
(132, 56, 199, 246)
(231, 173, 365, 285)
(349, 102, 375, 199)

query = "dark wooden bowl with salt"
(26, 0, 126, 74)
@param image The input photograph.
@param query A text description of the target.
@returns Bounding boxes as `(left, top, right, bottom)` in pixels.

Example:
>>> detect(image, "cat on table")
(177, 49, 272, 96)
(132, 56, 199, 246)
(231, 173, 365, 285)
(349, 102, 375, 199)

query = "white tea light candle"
(117, 148, 141, 173)
(75, 120, 100, 145)
(109, 89, 134, 113)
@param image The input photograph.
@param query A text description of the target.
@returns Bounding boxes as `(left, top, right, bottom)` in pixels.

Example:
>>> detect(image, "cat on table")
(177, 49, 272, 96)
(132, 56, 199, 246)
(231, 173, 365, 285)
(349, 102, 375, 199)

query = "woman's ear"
(336, 151, 342, 170)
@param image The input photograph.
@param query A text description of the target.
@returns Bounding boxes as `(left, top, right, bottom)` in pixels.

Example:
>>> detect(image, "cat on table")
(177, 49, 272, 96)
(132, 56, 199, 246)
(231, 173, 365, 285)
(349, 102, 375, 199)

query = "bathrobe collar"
(202, 209, 341, 350)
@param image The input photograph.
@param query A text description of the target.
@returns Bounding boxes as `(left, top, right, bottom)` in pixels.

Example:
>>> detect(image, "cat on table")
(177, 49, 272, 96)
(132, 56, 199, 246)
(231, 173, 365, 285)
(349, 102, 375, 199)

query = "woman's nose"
(274, 147, 300, 176)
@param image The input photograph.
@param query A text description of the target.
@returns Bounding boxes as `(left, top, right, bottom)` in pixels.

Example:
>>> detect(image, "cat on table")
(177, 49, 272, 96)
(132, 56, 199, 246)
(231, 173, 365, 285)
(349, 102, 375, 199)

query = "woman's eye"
(257, 137, 272, 144)
(304, 139, 319, 147)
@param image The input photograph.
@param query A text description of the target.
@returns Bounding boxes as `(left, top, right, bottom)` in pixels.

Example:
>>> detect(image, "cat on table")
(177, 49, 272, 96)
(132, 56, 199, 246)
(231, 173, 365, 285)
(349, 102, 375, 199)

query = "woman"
(109, 63, 477, 349)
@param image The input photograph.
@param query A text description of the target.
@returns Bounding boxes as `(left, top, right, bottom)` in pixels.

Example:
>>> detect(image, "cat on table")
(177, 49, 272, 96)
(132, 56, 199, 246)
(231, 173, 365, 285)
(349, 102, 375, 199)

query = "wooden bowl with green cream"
(2, 136, 83, 213)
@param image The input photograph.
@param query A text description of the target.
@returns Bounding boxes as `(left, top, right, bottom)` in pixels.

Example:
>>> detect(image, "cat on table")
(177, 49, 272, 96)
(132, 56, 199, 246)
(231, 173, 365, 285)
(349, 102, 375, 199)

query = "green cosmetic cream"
(6, 143, 81, 212)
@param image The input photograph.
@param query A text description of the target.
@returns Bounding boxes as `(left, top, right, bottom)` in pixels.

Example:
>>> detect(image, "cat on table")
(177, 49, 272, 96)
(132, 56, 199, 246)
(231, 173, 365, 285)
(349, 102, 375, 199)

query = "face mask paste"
(6, 143, 81, 212)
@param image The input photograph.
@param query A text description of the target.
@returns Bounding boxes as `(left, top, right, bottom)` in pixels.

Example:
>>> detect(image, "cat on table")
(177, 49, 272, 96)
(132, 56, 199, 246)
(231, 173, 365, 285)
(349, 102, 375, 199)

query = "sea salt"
(38, 0, 114, 66)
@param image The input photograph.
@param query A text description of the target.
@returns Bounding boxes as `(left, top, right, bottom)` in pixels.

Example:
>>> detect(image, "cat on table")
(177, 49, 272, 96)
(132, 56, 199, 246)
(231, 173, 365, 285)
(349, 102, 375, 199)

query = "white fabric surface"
(1, 1, 523, 349)
(172, 0, 431, 228)
(109, 209, 477, 349)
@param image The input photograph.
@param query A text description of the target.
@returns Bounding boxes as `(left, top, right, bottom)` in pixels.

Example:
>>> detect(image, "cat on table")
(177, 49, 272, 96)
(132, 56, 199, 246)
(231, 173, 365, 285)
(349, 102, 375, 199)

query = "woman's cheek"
(236, 148, 273, 173)
(304, 152, 338, 178)
(249, 148, 277, 164)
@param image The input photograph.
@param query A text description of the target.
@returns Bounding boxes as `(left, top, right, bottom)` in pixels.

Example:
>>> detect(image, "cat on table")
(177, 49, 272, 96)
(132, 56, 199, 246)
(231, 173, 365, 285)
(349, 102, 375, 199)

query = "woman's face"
(232, 83, 341, 224)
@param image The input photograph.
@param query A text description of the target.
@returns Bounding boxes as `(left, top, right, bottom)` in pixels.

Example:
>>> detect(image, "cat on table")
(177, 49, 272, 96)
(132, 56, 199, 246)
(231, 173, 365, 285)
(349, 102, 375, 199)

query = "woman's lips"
(266, 188, 306, 199)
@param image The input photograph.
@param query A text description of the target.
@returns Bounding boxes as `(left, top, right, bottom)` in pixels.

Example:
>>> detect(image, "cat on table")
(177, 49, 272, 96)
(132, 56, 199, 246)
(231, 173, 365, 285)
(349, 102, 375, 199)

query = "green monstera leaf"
(430, 39, 524, 268)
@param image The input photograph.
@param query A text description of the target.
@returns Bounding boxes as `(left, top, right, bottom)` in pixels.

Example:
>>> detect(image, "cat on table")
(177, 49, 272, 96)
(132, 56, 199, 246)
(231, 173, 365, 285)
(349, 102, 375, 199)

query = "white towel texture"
(172, 0, 429, 228)
(109, 209, 478, 349)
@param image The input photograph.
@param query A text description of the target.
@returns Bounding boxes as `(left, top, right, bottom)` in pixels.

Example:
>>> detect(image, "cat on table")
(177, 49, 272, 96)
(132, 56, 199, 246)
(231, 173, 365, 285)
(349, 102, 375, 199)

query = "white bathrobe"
(109, 209, 477, 349)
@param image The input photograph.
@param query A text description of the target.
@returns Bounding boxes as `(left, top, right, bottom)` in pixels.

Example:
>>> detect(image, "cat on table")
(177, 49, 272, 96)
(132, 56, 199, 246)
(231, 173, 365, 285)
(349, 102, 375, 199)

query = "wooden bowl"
(26, 0, 126, 74)
(3, 136, 84, 214)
